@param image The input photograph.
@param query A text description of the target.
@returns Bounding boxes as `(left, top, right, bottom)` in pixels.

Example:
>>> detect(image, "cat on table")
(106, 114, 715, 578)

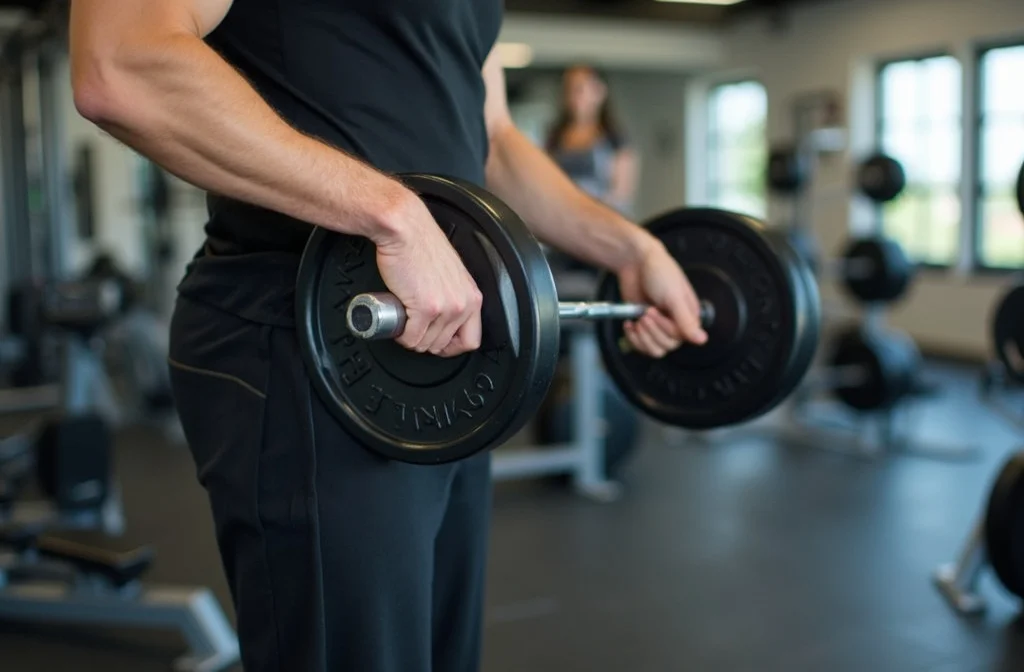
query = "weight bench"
(0, 526, 240, 672)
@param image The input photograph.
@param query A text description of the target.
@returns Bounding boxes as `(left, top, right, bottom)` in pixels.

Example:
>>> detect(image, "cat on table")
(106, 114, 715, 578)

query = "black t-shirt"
(203, 0, 503, 254)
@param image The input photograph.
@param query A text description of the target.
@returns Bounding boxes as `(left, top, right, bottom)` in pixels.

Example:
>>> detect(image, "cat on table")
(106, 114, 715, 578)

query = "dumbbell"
(786, 230, 915, 304)
(295, 174, 822, 464)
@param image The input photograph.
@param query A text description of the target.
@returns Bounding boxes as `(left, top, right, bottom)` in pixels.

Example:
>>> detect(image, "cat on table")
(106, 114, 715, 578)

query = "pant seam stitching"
(167, 357, 267, 399)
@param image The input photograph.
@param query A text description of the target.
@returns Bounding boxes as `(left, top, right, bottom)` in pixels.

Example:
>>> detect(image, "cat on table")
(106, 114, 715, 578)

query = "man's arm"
(482, 49, 706, 350)
(481, 52, 653, 273)
(70, 0, 413, 244)
(71, 0, 486, 357)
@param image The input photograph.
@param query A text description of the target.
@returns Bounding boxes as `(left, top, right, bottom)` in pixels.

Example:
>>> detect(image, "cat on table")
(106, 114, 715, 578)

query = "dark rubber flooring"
(2, 361, 1024, 671)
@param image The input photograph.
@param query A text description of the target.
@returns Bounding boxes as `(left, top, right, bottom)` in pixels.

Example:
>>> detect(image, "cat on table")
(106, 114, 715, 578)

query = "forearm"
(485, 127, 652, 273)
(71, 29, 405, 242)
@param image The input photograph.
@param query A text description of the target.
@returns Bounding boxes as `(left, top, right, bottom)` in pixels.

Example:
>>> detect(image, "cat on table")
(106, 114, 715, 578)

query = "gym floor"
(2, 361, 1023, 672)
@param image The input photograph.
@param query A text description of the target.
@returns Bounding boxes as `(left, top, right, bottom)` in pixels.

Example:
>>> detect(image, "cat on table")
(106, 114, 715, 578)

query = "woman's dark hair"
(545, 65, 625, 152)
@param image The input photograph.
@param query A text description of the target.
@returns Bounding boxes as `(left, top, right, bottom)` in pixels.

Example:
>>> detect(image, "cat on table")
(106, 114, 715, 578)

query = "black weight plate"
(295, 174, 560, 465)
(857, 153, 906, 203)
(841, 236, 915, 304)
(764, 228, 822, 411)
(767, 146, 809, 194)
(1017, 161, 1024, 217)
(992, 283, 1024, 384)
(596, 209, 811, 430)
(984, 450, 1024, 600)
(828, 326, 919, 411)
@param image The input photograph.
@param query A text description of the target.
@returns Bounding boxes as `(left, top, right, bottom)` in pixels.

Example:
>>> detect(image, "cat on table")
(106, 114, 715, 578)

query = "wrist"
(615, 223, 661, 273)
(353, 175, 419, 246)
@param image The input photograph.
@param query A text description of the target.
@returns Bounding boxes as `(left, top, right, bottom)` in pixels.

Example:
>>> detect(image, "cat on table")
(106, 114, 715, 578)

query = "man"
(69, 1, 708, 670)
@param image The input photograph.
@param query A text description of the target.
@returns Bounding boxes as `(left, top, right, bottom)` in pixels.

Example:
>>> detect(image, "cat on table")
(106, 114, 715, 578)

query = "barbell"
(295, 174, 822, 464)
(344, 293, 717, 340)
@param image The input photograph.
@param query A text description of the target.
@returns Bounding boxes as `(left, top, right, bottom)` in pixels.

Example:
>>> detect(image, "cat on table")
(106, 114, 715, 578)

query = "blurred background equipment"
(5, 0, 1024, 669)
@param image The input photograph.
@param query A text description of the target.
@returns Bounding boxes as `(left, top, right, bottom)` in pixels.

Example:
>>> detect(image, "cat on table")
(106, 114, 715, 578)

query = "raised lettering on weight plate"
(331, 330, 357, 348)
(475, 373, 496, 392)
(754, 294, 775, 317)
(338, 351, 372, 386)
(364, 385, 385, 415)
(463, 387, 485, 409)
(481, 345, 504, 365)
(414, 405, 438, 432)
(443, 397, 475, 423)
(705, 231, 729, 254)
(364, 387, 411, 429)
(733, 246, 755, 269)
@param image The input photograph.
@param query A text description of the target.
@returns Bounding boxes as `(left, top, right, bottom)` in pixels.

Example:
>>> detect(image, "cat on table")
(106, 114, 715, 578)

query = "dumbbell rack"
(491, 326, 622, 501)
(680, 307, 978, 461)
(782, 309, 978, 461)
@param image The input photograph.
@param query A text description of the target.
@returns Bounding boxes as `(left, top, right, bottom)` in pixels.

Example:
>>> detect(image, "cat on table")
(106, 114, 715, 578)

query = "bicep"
(70, 0, 231, 53)
(482, 46, 514, 141)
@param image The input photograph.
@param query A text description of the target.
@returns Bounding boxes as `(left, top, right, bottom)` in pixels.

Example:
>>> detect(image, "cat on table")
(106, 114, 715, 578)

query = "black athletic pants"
(167, 249, 492, 672)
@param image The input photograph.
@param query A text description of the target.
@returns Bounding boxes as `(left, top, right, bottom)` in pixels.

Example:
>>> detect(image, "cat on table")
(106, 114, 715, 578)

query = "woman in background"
(547, 65, 638, 215)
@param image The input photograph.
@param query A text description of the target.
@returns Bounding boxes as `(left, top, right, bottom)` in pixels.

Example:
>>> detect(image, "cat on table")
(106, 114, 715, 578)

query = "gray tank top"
(551, 137, 621, 207)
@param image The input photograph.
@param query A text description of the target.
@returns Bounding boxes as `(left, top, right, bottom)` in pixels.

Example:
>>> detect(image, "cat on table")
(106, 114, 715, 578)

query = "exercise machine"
(0, 277, 240, 672)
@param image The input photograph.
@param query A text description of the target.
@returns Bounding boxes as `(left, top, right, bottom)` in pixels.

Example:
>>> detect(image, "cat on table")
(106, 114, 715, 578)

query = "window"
(976, 45, 1024, 269)
(706, 80, 767, 218)
(876, 55, 962, 266)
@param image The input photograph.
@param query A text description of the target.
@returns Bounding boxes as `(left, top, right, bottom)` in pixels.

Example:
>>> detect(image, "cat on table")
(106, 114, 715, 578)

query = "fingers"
(624, 320, 667, 359)
(396, 285, 482, 357)
(436, 291, 483, 358)
(440, 314, 482, 358)
(670, 291, 707, 346)
(638, 311, 682, 352)
(395, 311, 431, 352)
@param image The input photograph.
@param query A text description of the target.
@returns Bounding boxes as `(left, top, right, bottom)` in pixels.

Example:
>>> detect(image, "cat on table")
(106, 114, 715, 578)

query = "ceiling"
(0, 0, 808, 23)
(504, 0, 808, 23)
(0, 0, 810, 54)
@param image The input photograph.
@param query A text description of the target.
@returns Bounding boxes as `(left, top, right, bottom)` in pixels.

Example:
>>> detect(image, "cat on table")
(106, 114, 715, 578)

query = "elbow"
(71, 48, 142, 129)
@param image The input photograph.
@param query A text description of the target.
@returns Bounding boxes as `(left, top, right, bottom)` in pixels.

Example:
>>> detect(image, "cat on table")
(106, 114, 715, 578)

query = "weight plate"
(984, 450, 1024, 600)
(765, 228, 822, 411)
(841, 236, 915, 304)
(857, 154, 906, 203)
(767, 146, 808, 194)
(828, 327, 919, 411)
(596, 209, 820, 430)
(992, 283, 1024, 384)
(295, 174, 560, 465)
(785, 228, 821, 276)
(1017, 161, 1024, 217)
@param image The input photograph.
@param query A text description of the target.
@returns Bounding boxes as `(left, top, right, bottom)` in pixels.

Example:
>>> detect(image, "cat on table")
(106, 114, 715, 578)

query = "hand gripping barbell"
(294, 174, 822, 464)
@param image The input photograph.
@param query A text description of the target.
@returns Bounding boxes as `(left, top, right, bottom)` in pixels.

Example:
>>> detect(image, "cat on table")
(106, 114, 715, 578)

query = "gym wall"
(711, 0, 1024, 358)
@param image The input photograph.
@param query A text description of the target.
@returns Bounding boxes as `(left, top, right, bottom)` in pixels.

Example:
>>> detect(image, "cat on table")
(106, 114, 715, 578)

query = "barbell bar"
(346, 292, 718, 341)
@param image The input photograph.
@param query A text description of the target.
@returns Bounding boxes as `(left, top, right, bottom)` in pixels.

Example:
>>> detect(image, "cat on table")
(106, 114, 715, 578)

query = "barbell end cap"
(346, 292, 406, 340)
